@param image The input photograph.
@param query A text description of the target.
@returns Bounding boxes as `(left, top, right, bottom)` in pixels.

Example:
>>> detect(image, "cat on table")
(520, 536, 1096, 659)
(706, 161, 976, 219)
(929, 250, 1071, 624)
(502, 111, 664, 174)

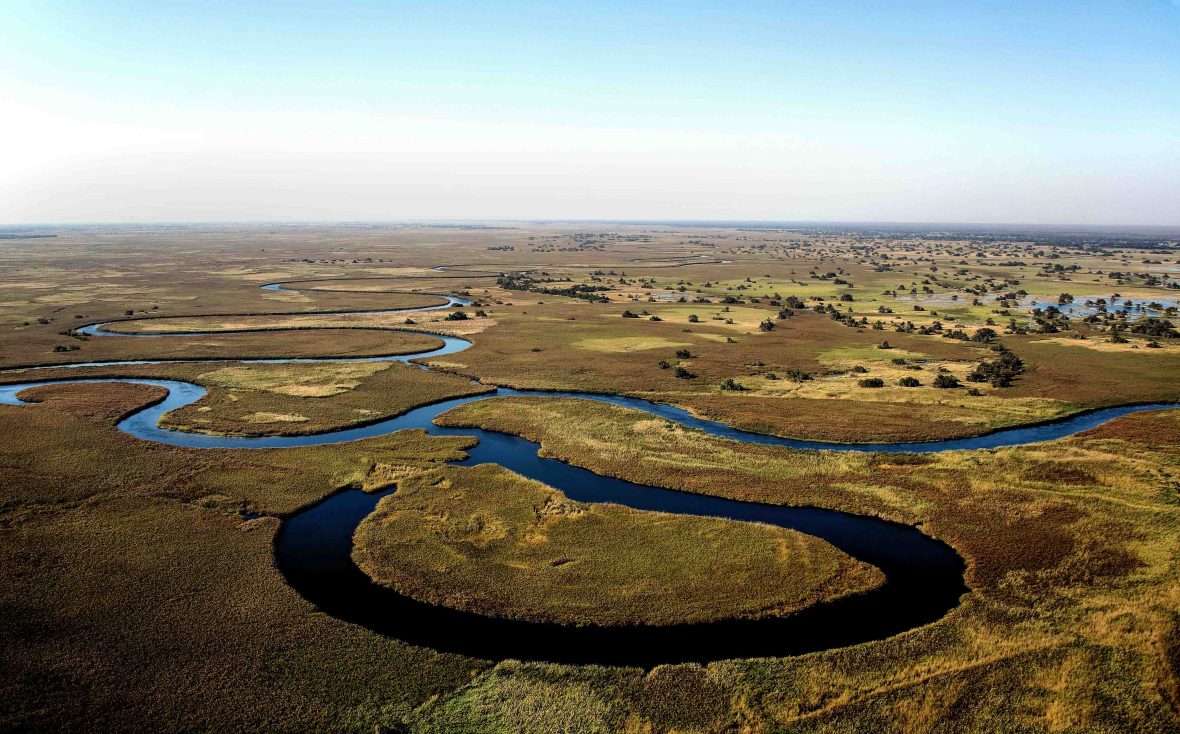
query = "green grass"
(353, 463, 882, 626)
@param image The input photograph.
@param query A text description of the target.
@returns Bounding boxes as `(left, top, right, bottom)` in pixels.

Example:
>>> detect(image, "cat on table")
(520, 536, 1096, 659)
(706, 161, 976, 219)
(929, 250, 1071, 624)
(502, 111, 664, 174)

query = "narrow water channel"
(0, 280, 1170, 665)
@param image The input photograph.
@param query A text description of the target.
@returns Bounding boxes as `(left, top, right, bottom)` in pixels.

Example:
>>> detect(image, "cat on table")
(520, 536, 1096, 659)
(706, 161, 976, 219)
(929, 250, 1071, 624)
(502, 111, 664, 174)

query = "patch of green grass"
(353, 464, 882, 626)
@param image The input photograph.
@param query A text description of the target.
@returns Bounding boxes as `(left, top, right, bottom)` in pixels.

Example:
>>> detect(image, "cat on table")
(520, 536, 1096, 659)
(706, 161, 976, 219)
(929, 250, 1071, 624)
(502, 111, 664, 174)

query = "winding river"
(0, 279, 1172, 666)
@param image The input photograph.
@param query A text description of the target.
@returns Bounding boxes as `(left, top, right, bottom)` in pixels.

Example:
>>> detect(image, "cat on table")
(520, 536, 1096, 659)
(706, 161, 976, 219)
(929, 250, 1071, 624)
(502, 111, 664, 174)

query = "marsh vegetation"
(1, 222, 1178, 732)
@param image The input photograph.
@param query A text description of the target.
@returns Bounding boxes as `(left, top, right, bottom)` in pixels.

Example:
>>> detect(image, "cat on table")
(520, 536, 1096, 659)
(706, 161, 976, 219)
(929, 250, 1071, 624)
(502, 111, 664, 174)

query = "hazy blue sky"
(1, 1, 1178, 225)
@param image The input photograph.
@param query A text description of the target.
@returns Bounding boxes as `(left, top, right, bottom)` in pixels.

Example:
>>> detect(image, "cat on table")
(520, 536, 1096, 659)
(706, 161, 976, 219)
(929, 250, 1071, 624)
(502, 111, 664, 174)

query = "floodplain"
(1, 222, 1178, 732)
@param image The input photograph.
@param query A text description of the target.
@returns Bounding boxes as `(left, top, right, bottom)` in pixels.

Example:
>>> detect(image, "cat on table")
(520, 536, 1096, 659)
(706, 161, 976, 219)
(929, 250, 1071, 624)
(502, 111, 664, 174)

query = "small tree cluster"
(932, 373, 961, 389)
(967, 347, 1024, 387)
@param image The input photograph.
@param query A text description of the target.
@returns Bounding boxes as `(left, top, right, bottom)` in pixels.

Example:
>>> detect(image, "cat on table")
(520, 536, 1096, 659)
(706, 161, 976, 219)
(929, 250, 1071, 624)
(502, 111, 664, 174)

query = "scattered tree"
(933, 373, 961, 388)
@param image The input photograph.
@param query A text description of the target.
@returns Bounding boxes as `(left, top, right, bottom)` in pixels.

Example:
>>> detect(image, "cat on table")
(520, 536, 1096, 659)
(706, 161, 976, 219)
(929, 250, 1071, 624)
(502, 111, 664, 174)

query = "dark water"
(1, 280, 1172, 665)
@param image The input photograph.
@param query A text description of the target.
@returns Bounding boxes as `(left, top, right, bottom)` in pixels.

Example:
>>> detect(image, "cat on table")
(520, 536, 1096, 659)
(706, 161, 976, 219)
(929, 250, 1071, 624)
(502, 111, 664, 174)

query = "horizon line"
(3, 218, 1179, 233)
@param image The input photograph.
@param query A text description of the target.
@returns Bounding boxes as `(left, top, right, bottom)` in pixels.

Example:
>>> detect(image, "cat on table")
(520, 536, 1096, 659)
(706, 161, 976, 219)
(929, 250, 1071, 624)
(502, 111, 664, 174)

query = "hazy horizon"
(3, 1, 1178, 226)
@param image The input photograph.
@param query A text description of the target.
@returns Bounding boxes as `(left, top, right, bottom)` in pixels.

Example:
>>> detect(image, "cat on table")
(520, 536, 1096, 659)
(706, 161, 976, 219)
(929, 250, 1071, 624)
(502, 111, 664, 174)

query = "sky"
(1, 1, 1178, 226)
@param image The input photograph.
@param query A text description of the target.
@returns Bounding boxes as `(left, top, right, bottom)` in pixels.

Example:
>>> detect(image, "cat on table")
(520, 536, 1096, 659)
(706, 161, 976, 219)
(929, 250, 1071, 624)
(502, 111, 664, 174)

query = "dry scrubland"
(1, 223, 1179, 732)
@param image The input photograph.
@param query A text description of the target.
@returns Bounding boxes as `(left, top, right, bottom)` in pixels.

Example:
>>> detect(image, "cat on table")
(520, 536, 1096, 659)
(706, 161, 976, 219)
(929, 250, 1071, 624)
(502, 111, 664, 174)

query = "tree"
(688, 314, 700, 323)
(971, 327, 997, 343)
(967, 348, 1023, 387)
(878, 341, 893, 350)
(622, 310, 639, 318)
(444, 311, 469, 321)
(858, 377, 885, 388)
(1130, 318, 1178, 339)
(720, 378, 746, 391)
(933, 373, 961, 388)
(759, 319, 776, 332)
(898, 376, 921, 387)
(674, 366, 695, 379)
(675, 349, 692, 359)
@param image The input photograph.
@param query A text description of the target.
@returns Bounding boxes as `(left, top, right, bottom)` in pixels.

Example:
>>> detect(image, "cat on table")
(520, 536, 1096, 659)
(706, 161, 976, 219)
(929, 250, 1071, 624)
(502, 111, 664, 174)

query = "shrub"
(851, 365, 869, 374)
(444, 311, 469, 321)
(674, 366, 695, 379)
(785, 368, 813, 382)
(622, 310, 639, 318)
(933, 373, 961, 388)
(858, 377, 885, 388)
(675, 349, 692, 359)
(878, 341, 893, 350)
(898, 376, 921, 387)
(759, 319, 776, 332)
(720, 378, 746, 391)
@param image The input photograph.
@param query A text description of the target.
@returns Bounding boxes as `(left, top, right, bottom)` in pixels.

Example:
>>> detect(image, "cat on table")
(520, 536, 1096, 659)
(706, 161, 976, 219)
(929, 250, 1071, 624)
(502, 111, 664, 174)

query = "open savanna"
(353, 463, 882, 626)
(423, 295, 1180, 442)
